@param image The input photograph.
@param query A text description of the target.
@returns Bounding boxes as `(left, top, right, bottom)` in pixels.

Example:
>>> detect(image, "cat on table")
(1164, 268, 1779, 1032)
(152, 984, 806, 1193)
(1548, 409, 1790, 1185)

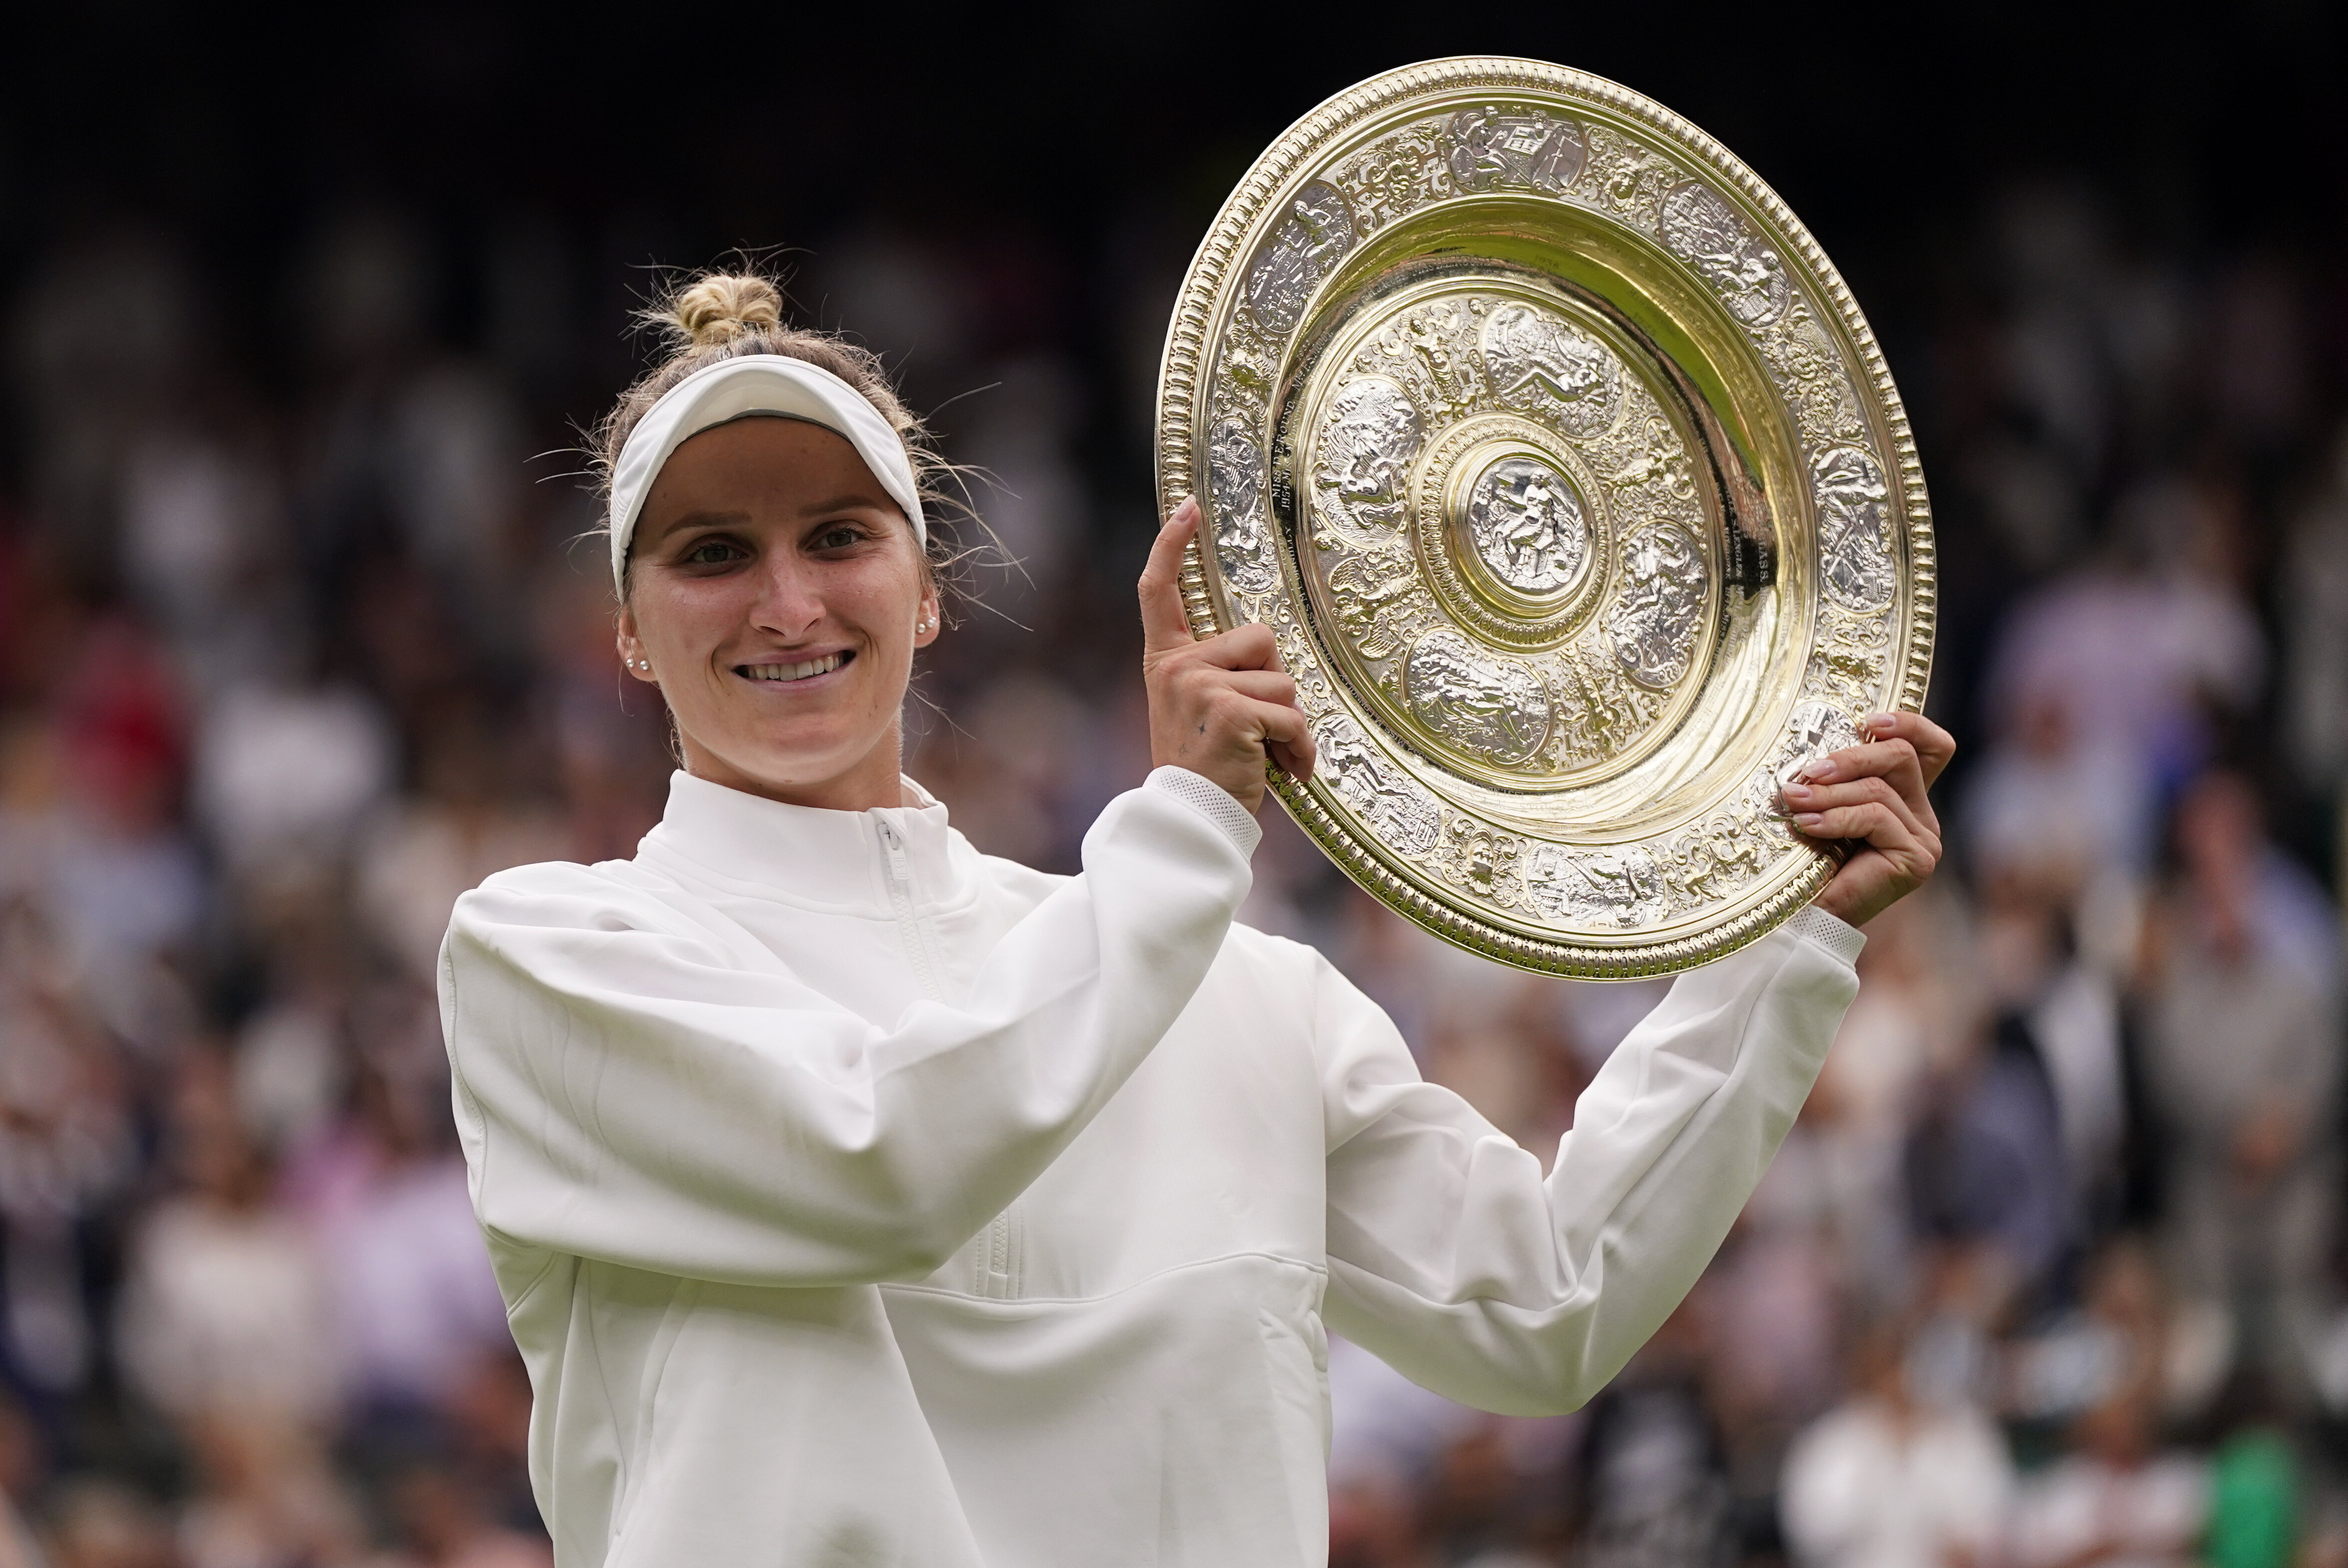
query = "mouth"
(736, 651, 853, 684)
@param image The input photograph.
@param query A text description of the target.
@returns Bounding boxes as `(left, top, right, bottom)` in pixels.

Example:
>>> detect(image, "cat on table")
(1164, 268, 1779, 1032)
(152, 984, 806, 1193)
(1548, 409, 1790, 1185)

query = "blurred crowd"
(0, 171, 2341, 1568)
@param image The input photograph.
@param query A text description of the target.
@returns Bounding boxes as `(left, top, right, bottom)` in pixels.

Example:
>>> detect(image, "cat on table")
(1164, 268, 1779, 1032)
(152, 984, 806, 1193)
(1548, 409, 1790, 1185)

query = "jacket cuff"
(1786, 905, 1866, 968)
(1146, 767, 1262, 858)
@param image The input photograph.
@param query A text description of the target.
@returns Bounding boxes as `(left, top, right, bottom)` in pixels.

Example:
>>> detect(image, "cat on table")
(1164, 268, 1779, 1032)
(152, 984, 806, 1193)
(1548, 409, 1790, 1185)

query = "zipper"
(877, 815, 1018, 1299)
(877, 818, 942, 1003)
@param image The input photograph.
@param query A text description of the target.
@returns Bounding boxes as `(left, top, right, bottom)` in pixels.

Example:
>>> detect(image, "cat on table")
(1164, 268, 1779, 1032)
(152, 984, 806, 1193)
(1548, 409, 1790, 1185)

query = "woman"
(439, 273, 1951, 1568)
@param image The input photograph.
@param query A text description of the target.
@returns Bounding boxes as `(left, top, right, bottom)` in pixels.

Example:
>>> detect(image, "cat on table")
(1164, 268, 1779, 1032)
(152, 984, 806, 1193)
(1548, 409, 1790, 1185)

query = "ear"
(913, 586, 943, 650)
(615, 605, 660, 683)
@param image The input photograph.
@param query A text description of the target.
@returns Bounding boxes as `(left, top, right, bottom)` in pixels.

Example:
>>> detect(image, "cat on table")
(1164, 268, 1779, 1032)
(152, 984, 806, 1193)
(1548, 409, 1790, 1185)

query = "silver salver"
(1155, 57, 1934, 977)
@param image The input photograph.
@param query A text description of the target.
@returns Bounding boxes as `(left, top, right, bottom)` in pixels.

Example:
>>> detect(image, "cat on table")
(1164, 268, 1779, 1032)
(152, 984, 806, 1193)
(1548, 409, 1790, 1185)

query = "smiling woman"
(436, 266, 1946, 1568)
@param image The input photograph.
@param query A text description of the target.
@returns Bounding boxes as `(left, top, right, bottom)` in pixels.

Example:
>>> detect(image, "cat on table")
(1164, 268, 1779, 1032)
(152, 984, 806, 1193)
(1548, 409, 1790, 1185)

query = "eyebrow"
(795, 492, 895, 517)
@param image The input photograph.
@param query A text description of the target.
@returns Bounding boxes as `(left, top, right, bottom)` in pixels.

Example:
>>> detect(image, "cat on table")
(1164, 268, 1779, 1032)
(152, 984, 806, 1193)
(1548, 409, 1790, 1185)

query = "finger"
(1138, 497, 1201, 655)
(1790, 799, 1925, 864)
(1269, 723, 1317, 782)
(1185, 622, 1282, 672)
(1217, 669, 1298, 706)
(1798, 742, 1933, 831)
(1784, 774, 1935, 849)
(1233, 694, 1312, 750)
(1863, 710, 1956, 791)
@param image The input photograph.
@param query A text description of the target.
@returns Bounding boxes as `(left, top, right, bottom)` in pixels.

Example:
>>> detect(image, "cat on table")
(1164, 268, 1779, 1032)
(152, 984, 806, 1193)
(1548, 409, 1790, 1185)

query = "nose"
(747, 550, 825, 641)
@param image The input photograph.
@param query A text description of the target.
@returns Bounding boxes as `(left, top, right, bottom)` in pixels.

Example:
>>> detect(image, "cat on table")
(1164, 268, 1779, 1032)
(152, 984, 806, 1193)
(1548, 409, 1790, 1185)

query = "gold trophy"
(1157, 57, 1933, 976)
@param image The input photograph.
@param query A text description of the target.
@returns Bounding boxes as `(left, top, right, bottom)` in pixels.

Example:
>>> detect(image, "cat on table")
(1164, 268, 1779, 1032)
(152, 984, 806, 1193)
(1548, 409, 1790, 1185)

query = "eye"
(811, 523, 868, 552)
(680, 537, 746, 567)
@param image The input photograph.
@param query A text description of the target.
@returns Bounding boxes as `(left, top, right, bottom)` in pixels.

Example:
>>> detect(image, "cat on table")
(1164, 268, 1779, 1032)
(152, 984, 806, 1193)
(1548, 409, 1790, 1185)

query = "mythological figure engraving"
(1480, 304, 1621, 437)
(1522, 842, 1667, 927)
(1465, 456, 1589, 594)
(1313, 376, 1423, 534)
(1206, 418, 1276, 593)
(1607, 524, 1709, 688)
(1403, 630, 1552, 765)
(1657, 183, 1790, 328)
(1246, 182, 1356, 336)
(1811, 446, 1896, 611)
(1314, 715, 1442, 854)
(1446, 106, 1586, 194)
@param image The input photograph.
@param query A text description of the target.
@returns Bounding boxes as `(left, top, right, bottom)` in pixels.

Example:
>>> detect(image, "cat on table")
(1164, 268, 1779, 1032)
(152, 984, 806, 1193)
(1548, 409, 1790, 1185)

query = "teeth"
(743, 653, 847, 682)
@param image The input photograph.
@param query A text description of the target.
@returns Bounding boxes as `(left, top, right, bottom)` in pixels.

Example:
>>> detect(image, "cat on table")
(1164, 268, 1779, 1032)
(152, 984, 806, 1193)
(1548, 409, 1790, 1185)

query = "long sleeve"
(438, 776, 1252, 1290)
(1319, 909, 1863, 1416)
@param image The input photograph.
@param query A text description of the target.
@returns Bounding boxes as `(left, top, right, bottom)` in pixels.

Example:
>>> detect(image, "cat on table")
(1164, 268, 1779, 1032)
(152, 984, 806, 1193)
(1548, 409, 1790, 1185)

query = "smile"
(738, 652, 852, 682)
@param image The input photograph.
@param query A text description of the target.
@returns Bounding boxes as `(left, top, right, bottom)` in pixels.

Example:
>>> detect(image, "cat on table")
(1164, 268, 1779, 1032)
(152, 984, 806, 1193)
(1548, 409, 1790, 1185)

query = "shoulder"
(447, 858, 717, 972)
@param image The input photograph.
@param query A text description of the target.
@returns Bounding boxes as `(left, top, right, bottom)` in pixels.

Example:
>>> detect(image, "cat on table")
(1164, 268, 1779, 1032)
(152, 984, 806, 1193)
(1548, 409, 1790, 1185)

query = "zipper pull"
(879, 819, 912, 884)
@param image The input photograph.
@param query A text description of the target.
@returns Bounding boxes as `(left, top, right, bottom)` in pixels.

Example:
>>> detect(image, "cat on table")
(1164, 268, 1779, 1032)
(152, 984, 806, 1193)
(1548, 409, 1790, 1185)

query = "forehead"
(641, 415, 892, 521)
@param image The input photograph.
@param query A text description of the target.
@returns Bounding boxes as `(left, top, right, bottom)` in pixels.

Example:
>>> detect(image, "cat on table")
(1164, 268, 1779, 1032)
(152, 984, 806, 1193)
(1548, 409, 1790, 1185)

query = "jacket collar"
(636, 769, 970, 915)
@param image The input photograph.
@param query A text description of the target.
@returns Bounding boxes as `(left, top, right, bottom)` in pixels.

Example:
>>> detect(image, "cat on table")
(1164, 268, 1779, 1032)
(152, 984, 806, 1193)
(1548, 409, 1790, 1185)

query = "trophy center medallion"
(1459, 451, 1591, 601)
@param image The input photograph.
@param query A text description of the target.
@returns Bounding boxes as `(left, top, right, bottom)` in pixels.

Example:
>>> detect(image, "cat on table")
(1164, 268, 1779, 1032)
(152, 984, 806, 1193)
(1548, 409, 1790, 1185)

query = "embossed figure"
(1607, 524, 1708, 688)
(1245, 181, 1357, 336)
(1811, 446, 1896, 611)
(1480, 303, 1622, 437)
(1466, 456, 1590, 594)
(1657, 182, 1790, 328)
(1403, 630, 1552, 764)
(1314, 714, 1441, 854)
(1206, 418, 1277, 593)
(1313, 376, 1423, 532)
(1446, 105, 1587, 194)
(1522, 842, 1667, 927)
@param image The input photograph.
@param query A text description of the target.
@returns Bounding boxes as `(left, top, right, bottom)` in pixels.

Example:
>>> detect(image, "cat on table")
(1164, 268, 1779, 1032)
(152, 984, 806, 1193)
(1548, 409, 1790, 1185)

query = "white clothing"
(1781, 1397, 2014, 1568)
(440, 768, 1864, 1568)
(2011, 1451, 2207, 1568)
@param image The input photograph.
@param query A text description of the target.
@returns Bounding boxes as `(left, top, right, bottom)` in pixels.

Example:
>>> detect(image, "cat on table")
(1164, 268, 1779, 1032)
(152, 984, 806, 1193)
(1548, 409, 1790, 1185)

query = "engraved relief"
(1771, 701, 1864, 788)
(1658, 811, 1777, 907)
(1607, 524, 1709, 688)
(1446, 105, 1586, 194)
(1326, 547, 1427, 660)
(1522, 841, 1666, 927)
(1578, 125, 1680, 232)
(1812, 446, 1896, 611)
(1315, 714, 1441, 855)
(1206, 417, 1277, 593)
(1404, 630, 1552, 765)
(1465, 456, 1590, 594)
(1480, 304, 1622, 437)
(1330, 120, 1456, 233)
(1313, 376, 1423, 534)
(1367, 299, 1486, 419)
(1433, 814, 1523, 905)
(1246, 182, 1357, 336)
(1657, 182, 1790, 328)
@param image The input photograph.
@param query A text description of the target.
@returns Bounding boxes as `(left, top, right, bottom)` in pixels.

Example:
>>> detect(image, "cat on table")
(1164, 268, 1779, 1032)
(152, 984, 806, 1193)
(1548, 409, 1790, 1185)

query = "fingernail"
(1866, 712, 1896, 732)
(1801, 758, 1838, 782)
(1792, 812, 1825, 830)
(1782, 782, 1814, 803)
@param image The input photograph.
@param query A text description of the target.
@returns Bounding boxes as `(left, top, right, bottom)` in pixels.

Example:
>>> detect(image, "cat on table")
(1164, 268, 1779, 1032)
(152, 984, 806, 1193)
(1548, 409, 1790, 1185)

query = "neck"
(679, 724, 912, 812)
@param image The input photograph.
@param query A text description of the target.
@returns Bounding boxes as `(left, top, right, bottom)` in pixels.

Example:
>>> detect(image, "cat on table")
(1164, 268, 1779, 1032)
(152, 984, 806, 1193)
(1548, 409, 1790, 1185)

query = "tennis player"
(439, 271, 1951, 1567)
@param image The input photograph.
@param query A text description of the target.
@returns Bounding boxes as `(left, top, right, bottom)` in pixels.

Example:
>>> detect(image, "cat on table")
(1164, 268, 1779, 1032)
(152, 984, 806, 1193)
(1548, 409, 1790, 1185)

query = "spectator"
(1780, 1320, 2013, 1568)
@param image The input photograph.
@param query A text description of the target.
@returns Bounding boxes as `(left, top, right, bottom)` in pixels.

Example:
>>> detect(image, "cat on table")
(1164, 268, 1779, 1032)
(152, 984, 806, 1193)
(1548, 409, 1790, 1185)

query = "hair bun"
(668, 273, 783, 348)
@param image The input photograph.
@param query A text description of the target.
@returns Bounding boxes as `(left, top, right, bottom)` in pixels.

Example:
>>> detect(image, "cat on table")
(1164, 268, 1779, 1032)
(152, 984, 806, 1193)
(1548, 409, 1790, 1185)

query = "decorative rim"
(1155, 56, 1935, 977)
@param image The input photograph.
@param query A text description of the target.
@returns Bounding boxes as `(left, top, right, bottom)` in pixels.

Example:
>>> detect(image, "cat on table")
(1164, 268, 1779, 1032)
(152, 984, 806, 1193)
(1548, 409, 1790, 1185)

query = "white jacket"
(440, 767, 1863, 1568)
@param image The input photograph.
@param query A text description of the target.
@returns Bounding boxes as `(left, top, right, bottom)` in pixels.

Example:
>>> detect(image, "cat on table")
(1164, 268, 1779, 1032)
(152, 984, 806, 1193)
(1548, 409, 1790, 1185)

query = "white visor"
(607, 353, 925, 595)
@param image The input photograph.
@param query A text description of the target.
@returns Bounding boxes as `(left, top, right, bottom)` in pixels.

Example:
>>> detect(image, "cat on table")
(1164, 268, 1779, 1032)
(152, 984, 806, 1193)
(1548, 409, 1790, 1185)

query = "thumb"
(1138, 497, 1202, 655)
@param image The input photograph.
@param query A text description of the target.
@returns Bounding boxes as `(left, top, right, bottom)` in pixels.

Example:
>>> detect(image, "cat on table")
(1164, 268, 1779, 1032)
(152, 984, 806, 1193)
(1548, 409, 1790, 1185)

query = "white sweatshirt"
(440, 767, 1864, 1568)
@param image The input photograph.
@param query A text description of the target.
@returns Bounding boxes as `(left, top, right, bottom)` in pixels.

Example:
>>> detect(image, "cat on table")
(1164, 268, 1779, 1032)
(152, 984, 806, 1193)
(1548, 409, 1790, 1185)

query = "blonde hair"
(591, 270, 963, 597)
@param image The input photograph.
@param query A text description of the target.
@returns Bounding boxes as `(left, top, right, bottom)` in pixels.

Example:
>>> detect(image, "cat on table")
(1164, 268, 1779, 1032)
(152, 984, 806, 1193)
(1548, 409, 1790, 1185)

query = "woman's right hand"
(1138, 498, 1315, 814)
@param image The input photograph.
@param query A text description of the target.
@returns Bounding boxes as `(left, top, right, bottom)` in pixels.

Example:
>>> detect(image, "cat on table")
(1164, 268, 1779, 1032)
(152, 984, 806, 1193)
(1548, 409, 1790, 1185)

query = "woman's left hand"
(1783, 711, 1955, 928)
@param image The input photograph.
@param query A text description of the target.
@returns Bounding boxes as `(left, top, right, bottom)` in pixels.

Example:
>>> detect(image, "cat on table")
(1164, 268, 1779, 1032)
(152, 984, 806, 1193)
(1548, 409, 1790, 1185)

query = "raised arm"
(1321, 712, 1950, 1413)
(1318, 911, 1862, 1414)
